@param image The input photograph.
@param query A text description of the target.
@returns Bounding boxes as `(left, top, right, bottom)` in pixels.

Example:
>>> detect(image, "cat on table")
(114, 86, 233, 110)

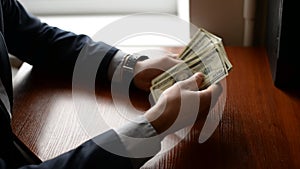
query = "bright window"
(18, 0, 177, 15)
(18, 0, 190, 46)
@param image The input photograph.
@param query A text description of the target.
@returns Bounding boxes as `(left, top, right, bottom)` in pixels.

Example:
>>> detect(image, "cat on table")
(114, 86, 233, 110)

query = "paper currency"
(150, 28, 233, 103)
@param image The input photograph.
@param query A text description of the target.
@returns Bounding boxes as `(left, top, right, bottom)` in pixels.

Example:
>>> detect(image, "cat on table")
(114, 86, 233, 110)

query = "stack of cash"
(150, 28, 233, 103)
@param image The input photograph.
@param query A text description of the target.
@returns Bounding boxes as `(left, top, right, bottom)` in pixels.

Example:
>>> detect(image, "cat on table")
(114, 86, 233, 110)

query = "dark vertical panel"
(266, 0, 300, 89)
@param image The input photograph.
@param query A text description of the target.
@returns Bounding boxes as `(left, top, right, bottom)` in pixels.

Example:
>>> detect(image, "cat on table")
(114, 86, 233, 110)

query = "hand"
(144, 73, 223, 135)
(133, 54, 181, 91)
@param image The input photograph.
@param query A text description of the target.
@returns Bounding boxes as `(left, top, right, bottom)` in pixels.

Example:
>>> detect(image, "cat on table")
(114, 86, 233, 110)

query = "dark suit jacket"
(0, 0, 140, 168)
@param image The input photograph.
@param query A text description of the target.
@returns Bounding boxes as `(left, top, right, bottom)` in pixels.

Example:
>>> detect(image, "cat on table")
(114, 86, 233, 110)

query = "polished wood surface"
(12, 47, 300, 169)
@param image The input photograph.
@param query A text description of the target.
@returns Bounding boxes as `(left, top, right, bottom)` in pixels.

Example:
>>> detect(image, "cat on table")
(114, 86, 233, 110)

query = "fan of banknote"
(150, 28, 233, 103)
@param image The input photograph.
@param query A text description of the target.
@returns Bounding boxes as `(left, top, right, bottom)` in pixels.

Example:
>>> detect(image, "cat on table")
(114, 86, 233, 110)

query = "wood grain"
(12, 47, 300, 169)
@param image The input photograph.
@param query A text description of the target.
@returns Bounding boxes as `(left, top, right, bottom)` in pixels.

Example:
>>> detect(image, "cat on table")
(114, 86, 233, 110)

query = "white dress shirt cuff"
(108, 50, 127, 81)
(116, 115, 162, 159)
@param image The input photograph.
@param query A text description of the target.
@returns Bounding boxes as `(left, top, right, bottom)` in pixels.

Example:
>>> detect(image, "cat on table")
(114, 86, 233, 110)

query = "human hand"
(144, 73, 223, 135)
(133, 54, 182, 91)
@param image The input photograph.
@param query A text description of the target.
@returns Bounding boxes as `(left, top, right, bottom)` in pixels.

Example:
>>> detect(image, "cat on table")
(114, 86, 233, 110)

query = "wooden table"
(12, 47, 300, 169)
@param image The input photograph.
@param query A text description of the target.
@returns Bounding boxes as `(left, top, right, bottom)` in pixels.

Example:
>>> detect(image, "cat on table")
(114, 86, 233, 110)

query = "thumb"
(178, 72, 205, 91)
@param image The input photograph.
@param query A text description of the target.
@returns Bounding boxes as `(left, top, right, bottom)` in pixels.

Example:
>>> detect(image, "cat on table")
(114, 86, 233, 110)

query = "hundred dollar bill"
(180, 31, 211, 60)
(180, 28, 221, 61)
(150, 28, 233, 102)
(152, 43, 224, 86)
(179, 29, 203, 58)
(151, 48, 227, 102)
(151, 51, 203, 85)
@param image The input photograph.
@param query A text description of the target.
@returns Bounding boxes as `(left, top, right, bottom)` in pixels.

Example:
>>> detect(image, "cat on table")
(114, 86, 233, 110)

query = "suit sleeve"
(2, 0, 118, 77)
(0, 130, 137, 169)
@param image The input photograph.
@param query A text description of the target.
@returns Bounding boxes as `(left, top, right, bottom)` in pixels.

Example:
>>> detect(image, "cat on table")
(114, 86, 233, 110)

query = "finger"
(135, 55, 181, 75)
(167, 55, 182, 65)
(197, 83, 223, 115)
(206, 83, 223, 100)
(157, 56, 182, 72)
(178, 72, 205, 91)
(167, 53, 179, 59)
(200, 83, 223, 101)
